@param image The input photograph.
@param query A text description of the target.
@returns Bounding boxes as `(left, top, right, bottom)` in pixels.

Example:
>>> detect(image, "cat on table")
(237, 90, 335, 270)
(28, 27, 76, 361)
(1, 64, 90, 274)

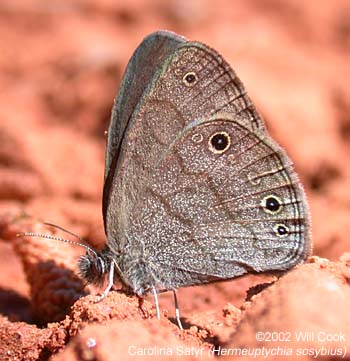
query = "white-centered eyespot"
(183, 72, 198, 86)
(274, 223, 289, 237)
(261, 195, 283, 214)
(208, 131, 231, 154)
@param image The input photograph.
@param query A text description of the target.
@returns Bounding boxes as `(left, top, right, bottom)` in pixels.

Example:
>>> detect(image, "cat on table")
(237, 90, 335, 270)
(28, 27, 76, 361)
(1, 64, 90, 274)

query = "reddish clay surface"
(0, 1, 349, 360)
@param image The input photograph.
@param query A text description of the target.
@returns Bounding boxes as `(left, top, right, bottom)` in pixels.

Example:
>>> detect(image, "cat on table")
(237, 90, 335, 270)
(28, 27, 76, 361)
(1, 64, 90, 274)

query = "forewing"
(103, 31, 185, 226)
(104, 39, 266, 245)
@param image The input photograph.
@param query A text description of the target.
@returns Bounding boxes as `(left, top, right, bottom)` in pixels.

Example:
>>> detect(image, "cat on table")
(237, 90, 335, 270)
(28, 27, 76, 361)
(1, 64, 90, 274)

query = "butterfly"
(22, 31, 311, 329)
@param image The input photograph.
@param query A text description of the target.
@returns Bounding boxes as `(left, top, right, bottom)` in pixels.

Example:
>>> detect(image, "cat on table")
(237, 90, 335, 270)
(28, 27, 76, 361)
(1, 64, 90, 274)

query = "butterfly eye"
(274, 224, 289, 237)
(209, 131, 231, 154)
(261, 195, 283, 214)
(183, 72, 198, 86)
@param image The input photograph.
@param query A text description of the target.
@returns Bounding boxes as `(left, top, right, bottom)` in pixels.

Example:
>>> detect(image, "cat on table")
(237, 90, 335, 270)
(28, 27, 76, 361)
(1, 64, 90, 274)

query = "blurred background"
(0, 0, 349, 320)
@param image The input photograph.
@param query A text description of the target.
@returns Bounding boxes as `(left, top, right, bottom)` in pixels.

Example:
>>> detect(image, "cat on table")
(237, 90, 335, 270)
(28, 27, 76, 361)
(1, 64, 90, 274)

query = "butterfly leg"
(172, 288, 183, 330)
(94, 261, 115, 302)
(151, 286, 160, 319)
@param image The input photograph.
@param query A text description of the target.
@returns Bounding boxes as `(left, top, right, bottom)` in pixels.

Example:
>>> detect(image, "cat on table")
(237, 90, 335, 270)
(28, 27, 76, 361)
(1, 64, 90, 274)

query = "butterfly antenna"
(43, 222, 86, 242)
(16, 232, 98, 257)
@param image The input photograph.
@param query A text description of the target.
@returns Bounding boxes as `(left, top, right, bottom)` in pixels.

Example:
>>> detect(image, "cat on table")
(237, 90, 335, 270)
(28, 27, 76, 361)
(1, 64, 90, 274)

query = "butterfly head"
(78, 249, 110, 286)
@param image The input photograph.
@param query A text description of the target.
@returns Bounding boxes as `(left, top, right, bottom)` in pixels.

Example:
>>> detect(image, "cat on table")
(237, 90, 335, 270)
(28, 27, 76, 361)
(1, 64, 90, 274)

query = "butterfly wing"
(104, 38, 266, 245)
(103, 30, 185, 226)
(150, 41, 266, 133)
(104, 34, 311, 292)
(122, 115, 311, 289)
